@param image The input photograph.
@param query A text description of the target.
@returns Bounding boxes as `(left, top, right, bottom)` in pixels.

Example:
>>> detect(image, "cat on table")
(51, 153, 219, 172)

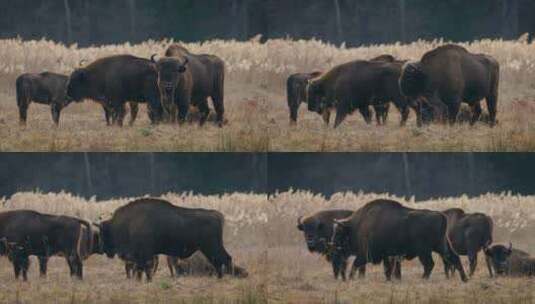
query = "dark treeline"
(0, 153, 267, 200)
(1, 0, 533, 47)
(1, 153, 535, 201)
(268, 153, 535, 200)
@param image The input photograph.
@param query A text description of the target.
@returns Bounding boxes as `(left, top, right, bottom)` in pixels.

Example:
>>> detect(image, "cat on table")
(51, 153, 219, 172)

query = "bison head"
(0, 237, 30, 262)
(66, 68, 91, 102)
(152, 55, 189, 118)
(484, 243, 513, 275)
(98, 221, 116, 258)
(297, 216, 332, 253)
(306, 79, 324, 113)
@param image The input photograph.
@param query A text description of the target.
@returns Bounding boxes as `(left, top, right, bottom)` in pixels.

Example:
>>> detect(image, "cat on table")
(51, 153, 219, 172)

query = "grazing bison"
(154, 44, 225, 126)
(287, 71, 326, 124)
(399, 44, 499, 126)
(0, 210, 96, 280)
(66, 55, 162, 126)
(15, 72, 74, 126)
(331, 199, 467, 282)
(441, 208, 493, 277)
(307, 60, 412, 128)
(484, 244, 535, 276)
(98, 198, 245, 282)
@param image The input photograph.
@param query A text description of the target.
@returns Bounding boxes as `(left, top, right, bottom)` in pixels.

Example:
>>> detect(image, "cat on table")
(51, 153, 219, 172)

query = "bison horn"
(79, 59, 87, 67)
(297, 216, 303, 225)
(182, 57, 189, 66)
(508, 242, 513, 252)
(151, 54, 158, 63)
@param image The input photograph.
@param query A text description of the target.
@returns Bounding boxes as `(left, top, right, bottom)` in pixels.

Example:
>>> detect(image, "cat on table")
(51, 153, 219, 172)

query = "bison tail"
(399, 61, 426, 98)
(76, 220, 93, 260)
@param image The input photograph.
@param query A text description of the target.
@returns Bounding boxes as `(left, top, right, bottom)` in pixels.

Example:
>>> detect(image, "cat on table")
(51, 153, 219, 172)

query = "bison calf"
(16, 72, 74, 126)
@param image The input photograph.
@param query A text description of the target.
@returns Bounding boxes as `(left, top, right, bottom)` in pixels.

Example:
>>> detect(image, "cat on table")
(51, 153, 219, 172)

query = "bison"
(66, 55, 162, 126)
(399, 44, 499, 126)
(297, 209, 401, 280)
(306, 59, 413, 128)
(0, 210, 97, 280)
(331, 199, 468, 282)
(153, 44, 225, 126)
(15, 72, 74, 126)
(441, 208, 493, 277)
(98, 198, 245, 282)
(484, 243, 535, 276)
(287, 71, 326, 125)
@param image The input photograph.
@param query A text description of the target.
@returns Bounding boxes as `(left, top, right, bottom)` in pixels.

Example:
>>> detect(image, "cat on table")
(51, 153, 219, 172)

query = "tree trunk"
(502, 0, 519, 39)
(128, 0, 137, 41)
(399, 0, 406, 42)
(63, 0, 72, 44)
(333, 0, 343, 44)
(402, 153, 411, 196)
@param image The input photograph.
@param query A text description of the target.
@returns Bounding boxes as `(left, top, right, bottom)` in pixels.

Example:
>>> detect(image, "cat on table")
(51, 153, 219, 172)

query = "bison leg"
(38, 256, 48, 277)
(129, 102, 139, 126)
(18, 103, 29, 126)
(211, 95, 225, 128)
(288, 99, 299, 125)
(125, 261, 134, 279)
(469, 103, 482, 126)
(334, 102, 351, 128)
(21, 257, 30, 281)
(321, 108, 331, 126)
(102, 105, 112, 126)
(167, 256, 177, 277)
(200, 244, 232, 279)
(113, 104, 127, 127)
(485, 255, 494, 278)
(50, 103, 61, 126)
(67, 254, 83, 279)
(348, 260, 366, 279)
(332, 257, 347, 281)
(418, 253, 435, 279)
(445, 101, 460, 125)
(467, 250, 478, 277)
(393, 257, 402, 280)
(383, 257, 395, 281)
(358, 105, 372, 124)
(197, 100, 210, 127)
(485, 94, 498, 127)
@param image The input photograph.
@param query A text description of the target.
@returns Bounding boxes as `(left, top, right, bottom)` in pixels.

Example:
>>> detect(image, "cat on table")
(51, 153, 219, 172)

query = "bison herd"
(289, 44, 500, 127)
(0, 198, 246, 282)
(298, 199, 534, 282)
(15, 44, 225, 127)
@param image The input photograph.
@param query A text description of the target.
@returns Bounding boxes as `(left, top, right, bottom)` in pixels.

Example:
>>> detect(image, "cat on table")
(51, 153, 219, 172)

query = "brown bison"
(307, 60, 412, 128)
(98, 198, 245, 282)
(331, 199, 467, 282)
(484, 244, 535, 276)
(66, 55, 162, 126)
(441, 208, 493, 277)
(0, 210, 98, 280)
(15, 72, 74, 126)
(154, 44, 225, 126)
(399, 44, 499, 126)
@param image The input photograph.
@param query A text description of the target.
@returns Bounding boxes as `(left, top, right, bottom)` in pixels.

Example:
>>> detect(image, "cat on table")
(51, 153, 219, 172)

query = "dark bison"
(16, 72, 74, 126)
(153, 44, 225, 126)
(98, 198, 245, 282)
(297, 209, 401, 280)
(331, 199, 468, 282)
(297, 209, 358, 280)
(442, 208, 493, 277)
(287, 71, 325, 124)
(66, 55, 162, 126)
(307, 59, 412, 128)
(0, 210, 98, 280)
(399, 44, 499, 126)
(484, 243, 535, 276)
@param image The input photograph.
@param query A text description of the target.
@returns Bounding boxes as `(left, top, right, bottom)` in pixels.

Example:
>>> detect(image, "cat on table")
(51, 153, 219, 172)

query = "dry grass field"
(1, 191, 535, 303)
(0, 37, 535, 151)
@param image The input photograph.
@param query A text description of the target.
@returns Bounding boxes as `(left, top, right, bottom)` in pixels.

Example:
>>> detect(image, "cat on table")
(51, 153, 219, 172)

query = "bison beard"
(331, 199, 468, 282)
(99, 198, 243, 282)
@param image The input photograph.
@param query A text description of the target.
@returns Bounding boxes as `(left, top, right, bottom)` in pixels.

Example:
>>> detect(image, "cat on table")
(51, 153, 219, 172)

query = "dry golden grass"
(1, 191, 535, 303)
(1, 38, 535, 151)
